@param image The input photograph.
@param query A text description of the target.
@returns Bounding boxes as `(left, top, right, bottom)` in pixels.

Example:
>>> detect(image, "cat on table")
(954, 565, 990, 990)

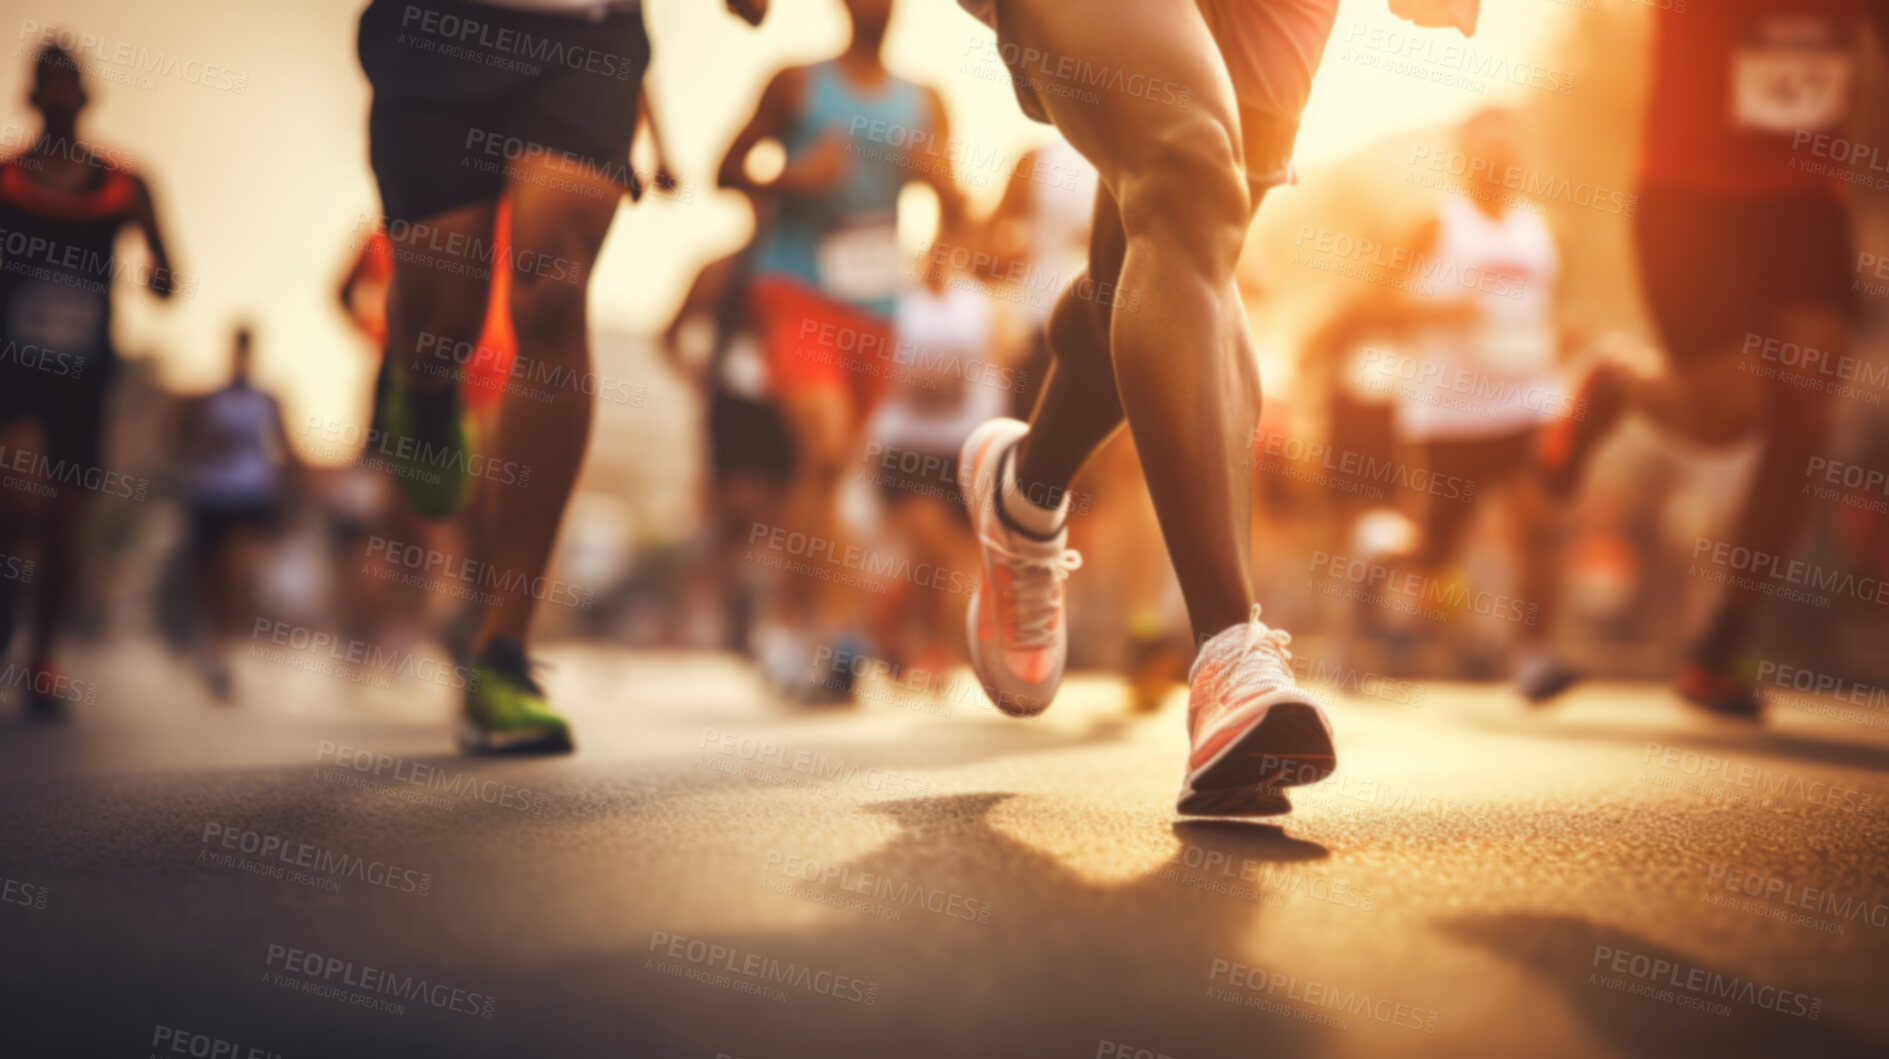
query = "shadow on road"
(1171, 818, 1330, 864)
(1439, 912, 1885, 1058)
(539, 791, 1349, 1058)
(675, 712, 1149, 801)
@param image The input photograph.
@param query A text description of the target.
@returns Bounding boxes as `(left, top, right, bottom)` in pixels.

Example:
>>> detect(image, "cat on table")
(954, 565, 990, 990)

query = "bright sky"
(9, 0, 1567, 438)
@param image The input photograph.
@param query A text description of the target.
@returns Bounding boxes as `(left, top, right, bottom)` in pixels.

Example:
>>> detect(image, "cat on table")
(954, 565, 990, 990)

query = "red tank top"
(1640, 0, 1864, 199)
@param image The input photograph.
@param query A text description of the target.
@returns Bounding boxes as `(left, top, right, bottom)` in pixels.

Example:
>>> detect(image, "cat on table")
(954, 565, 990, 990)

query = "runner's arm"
(660, 253, 739, 385)
(128, 173, 178, 299)
(718, 68, 841, 199)
(1339, 217, 1471, 335)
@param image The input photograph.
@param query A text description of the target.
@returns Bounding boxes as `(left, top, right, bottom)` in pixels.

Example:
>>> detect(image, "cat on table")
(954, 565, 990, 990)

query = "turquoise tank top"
(754, 60, 926, 320)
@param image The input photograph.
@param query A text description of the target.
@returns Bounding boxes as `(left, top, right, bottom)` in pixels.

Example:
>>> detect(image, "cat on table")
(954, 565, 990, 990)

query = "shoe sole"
(457, 723, 575, 755)
(1175, 784, 1294, 817)
(1177, 697, 1335, 817)
(959, 418, 1058, 718)
(1520, 670, 1582, 706)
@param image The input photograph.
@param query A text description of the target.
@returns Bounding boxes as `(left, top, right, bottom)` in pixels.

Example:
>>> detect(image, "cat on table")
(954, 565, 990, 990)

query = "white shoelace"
(1215, 604, 1297, 695)
(986, 534, 1083, 649)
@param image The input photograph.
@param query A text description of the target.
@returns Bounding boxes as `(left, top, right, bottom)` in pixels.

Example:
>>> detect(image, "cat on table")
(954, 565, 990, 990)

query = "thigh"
(32, 360, 113, 477)
(990, 0, 1245, 194)
(1758, 195, 1854, 333)
(506, 152, 623, 293)
(1635, 187, 1757, 365)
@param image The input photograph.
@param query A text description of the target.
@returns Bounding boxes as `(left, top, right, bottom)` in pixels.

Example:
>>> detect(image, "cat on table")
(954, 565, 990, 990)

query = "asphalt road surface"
(4, 640, 1887, 1058)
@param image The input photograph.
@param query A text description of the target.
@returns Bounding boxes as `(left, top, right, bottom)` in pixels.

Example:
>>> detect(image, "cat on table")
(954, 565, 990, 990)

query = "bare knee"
(1115, 118, 1249, 279)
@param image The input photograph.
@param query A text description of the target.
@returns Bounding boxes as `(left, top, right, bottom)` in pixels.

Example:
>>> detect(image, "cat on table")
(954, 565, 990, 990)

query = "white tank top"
(870, 284, 1004, 454)
(1397, 197, 1564, 442)
(186, 383, 285, 502)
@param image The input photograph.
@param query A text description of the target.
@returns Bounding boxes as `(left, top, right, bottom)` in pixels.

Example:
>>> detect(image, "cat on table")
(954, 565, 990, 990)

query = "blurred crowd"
(5, 0, 1889, 727)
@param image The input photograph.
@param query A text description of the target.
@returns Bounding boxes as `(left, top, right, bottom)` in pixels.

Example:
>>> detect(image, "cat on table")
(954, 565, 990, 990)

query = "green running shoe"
(372, 356, 479, 520)
(460, 638, 575, 755)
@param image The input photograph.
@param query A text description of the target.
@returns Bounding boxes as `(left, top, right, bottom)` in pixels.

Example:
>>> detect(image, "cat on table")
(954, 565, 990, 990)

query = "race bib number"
(7, 282, 107, 357)
(1731, 19, 1855, 134)
(816, 219, 901, 304)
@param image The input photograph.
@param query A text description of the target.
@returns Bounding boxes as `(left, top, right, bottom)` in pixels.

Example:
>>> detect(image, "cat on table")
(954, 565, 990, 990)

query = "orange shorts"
(748, 276, 892, 421)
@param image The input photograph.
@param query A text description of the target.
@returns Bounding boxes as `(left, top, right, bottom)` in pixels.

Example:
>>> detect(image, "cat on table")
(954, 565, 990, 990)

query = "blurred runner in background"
(357, 0, 674, 752)
(1356, 109, 1578, 700)
(0, 44, 177, 720)
(718, 0, 963, 702)
(976, 134, 1095, 420)
(174, 325, 296, 699)
(1542, 0, 1885, 717)
(660, 223, 795, 661)
(857, 245, 1004, 691)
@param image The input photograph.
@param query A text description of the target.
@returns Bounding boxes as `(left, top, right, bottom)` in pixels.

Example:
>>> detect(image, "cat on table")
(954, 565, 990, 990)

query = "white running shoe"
(959, 418, 1082, 717)
(1177, 605, 1335, 816)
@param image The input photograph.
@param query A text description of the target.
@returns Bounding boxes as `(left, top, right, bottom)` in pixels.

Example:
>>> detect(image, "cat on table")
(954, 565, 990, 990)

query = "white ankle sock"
(999, 445, 1069, 539)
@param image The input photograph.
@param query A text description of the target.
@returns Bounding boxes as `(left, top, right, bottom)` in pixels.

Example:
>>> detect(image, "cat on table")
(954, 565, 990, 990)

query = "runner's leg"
(1691, 304, 1843, 670)
(1508, 462, 1562, 649)
(994, 0, 1258, 638)
(25, 488, 82, 669)
(472, 153, 621, 645)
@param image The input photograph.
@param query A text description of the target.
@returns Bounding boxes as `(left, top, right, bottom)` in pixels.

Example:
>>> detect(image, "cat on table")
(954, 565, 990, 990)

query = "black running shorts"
(357, 0, 650, 223)
(1634, 185, 1856, 366)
